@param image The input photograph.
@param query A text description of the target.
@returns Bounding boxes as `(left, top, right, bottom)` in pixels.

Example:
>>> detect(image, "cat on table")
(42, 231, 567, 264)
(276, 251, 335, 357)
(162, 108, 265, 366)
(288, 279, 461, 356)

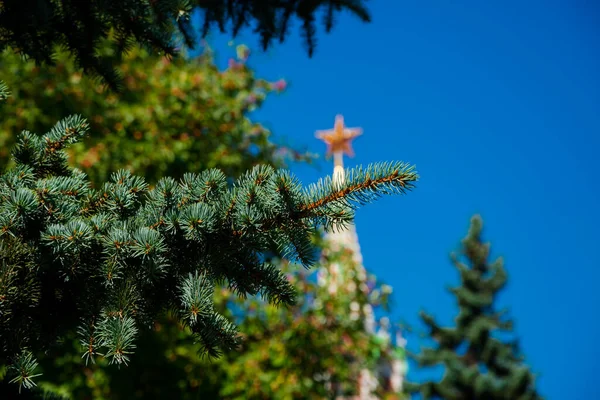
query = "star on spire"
(315, 115, 363, 158)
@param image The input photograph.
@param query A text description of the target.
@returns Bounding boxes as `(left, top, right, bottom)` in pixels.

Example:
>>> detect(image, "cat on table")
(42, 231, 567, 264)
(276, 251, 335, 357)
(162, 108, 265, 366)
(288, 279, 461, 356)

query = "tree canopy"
(0, 0, 371, 89)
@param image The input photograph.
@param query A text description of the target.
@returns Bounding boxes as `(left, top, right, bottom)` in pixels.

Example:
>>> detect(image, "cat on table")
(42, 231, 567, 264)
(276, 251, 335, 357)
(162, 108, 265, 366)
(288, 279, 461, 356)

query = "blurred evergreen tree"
(406, 216, 543, 400)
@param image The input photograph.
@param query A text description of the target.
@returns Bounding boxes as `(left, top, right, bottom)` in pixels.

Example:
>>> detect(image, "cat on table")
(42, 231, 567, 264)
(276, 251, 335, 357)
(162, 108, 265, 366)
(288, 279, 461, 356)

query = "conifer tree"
(406, 216, 542, 400)
(0, 84, 418, 393)
(0, 0, 371, 89)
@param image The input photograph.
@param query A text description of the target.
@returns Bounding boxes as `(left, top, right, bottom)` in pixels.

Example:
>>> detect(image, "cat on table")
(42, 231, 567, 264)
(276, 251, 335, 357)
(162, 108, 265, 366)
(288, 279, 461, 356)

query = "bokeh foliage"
(0, 41, 313, 186)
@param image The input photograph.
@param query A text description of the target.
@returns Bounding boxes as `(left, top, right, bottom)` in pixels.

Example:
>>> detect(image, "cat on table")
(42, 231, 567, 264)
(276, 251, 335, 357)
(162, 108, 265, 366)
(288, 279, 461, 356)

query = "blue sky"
(197, 1, 599, 398)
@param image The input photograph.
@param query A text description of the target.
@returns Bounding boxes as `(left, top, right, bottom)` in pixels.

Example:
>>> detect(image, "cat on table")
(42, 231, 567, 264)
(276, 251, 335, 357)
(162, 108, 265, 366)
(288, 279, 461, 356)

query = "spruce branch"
(180, 271, 215, 325)
(97, 316, 138, 366)
(8, 350, 42, 393)
(78, 318, 102, 365)
(301, 161, 418, 214)
(0, 114, 418, 390)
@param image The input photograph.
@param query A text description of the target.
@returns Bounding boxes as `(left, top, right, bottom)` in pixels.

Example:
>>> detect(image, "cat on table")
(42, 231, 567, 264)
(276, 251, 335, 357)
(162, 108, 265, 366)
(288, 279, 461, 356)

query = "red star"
(315, 115, 362, 157)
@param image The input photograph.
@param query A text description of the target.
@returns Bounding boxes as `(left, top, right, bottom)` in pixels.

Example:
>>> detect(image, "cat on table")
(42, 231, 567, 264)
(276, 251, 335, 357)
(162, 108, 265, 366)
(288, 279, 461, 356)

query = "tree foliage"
(0, 0, 371, 89)
(31, 235, 409, 400)
(0, 42, 312, 186)
(216, 232, 408, 400)
(406, 216, 542, 400)
(0, 86, 418, 393)
(1, 41, 409, 398)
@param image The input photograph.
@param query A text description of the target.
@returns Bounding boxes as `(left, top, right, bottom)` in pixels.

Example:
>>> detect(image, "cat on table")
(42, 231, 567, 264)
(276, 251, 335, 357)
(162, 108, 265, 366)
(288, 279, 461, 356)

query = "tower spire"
(315, 114, 362, 185)
(314, 114, 365, 278)
(315, 114, 363, 250)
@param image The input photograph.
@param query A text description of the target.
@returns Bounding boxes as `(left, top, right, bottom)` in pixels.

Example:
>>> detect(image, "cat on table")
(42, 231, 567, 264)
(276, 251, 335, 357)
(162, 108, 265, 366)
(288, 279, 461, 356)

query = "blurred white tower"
(315, 115, 406, 399)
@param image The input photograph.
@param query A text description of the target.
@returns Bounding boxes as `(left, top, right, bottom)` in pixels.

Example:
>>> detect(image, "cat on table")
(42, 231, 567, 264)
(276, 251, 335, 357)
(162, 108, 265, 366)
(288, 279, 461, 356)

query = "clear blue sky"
(196, 1, 599, 398)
